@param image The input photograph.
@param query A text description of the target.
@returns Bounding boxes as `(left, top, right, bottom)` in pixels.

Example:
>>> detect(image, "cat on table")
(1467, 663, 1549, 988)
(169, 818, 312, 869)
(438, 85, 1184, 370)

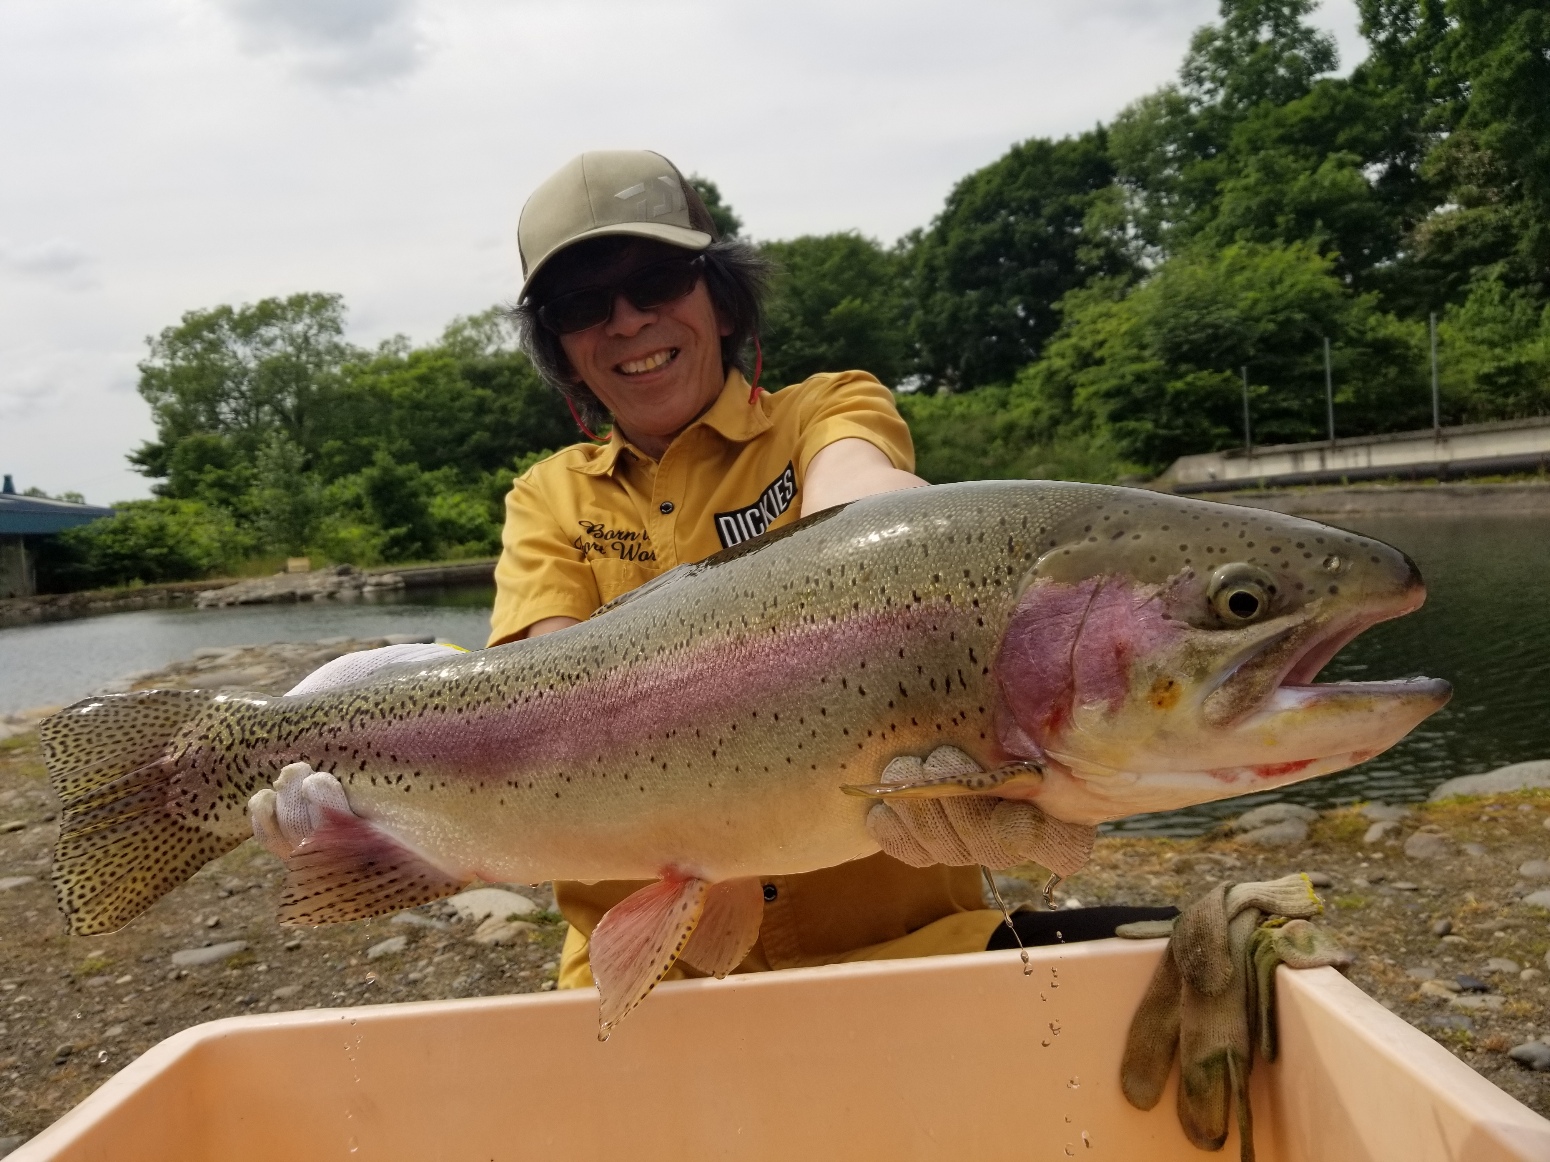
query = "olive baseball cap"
(517, 150, 717, 300)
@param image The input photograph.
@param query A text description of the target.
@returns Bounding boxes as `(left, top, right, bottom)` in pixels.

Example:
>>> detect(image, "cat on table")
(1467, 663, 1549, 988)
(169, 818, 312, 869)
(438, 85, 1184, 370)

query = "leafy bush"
(35, 500, 251, 591)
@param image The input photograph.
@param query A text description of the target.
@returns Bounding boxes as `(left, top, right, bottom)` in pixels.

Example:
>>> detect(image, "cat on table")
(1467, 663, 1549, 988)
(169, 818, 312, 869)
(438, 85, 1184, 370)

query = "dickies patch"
(714, 462, 797, 549)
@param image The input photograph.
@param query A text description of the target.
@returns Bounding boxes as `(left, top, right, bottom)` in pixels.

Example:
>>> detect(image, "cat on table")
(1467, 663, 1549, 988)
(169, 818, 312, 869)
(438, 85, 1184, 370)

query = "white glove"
(284, 642, 466, 696)
(863, 746, 1095, 876)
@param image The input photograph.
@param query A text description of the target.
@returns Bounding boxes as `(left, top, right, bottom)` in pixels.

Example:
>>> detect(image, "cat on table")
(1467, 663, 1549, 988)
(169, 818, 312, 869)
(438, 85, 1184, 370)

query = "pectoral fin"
(590, 873, 709, 1037)
(842, 759, 1044, 800)
(679, 877, 763, 977)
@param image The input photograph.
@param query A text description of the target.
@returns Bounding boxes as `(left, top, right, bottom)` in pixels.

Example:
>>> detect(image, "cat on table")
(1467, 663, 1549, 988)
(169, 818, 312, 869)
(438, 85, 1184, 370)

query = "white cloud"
(217, 0, 430, 86)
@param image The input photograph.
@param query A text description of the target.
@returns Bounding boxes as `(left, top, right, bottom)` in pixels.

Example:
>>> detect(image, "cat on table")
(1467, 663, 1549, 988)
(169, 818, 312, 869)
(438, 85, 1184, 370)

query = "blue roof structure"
(0, 475, 115, 535)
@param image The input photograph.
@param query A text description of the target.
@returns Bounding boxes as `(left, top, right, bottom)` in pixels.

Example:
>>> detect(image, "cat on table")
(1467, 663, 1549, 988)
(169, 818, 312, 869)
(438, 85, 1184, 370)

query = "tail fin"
(41, 690, 248, 936)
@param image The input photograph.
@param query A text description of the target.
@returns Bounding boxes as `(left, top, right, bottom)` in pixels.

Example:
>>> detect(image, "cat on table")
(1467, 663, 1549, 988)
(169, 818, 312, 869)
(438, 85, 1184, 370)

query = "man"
(281, 150, 1349, 1153)
(491, 150, 1177, 990)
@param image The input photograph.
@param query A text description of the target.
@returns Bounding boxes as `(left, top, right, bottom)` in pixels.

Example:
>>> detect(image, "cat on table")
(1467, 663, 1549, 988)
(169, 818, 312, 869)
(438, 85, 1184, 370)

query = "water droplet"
(1041, 1038, 1051, 1047)
(1049, 1020, 1061, 1036)
(1064, 1145, 1075, 1156)
(1067, 1076, 1080, 1089)
(1083, 1131, 1092, 1149)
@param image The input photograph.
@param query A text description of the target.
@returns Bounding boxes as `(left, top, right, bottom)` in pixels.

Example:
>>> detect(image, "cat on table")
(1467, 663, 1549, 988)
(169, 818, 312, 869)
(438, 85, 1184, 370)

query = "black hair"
(510, 236, 772, 434)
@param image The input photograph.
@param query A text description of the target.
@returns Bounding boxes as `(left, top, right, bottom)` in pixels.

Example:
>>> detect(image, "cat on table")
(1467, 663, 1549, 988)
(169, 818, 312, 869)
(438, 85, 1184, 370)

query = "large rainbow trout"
(41, 482, 1448, 1028)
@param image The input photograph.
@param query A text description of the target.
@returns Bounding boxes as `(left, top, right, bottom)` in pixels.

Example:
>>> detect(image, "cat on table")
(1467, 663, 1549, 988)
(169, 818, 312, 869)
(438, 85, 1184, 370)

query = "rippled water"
(2, 513, 1547, 836)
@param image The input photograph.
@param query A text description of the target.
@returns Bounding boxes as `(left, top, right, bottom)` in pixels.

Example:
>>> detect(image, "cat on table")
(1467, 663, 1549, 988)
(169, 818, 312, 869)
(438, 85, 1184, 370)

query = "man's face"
(548, 239, 731, 451)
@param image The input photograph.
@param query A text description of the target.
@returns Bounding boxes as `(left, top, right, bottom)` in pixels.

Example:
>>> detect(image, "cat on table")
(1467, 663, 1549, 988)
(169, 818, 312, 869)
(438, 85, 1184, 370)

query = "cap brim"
(519, 222, 714, 301)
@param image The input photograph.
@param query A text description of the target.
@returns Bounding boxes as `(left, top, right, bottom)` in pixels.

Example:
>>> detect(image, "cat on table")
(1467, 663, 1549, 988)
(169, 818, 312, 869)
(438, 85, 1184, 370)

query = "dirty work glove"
(863, 746, 1095, 876)
(284, 642, 465, 697)
(1117, 875, 1352, 1162)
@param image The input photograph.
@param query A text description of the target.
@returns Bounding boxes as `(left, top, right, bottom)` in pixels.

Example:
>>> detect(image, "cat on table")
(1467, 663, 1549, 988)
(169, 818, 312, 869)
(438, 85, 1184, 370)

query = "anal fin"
(277, 802, 466, 926)
(590, 873, 709, 1037)
(680, 877, 763, 977)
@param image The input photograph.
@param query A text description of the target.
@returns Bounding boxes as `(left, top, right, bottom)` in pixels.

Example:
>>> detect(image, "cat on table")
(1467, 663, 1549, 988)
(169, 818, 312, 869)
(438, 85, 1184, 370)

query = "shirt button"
(659, 501, 675, 515)
(762, 883, 778, 903)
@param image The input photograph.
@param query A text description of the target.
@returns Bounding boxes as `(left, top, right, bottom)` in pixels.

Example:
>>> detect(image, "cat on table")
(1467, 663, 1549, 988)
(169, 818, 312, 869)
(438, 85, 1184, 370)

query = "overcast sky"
(0, 0, 1364, 504)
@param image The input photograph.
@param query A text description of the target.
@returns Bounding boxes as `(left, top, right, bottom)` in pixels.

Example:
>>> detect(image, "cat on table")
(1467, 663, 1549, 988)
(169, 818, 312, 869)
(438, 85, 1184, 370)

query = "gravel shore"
(0, 639, 1545, 1150)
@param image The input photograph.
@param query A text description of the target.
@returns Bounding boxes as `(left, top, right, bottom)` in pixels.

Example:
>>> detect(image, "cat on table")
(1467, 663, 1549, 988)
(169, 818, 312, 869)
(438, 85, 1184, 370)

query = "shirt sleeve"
(487, 471, 602, 647)
(790, 370, 916, 478)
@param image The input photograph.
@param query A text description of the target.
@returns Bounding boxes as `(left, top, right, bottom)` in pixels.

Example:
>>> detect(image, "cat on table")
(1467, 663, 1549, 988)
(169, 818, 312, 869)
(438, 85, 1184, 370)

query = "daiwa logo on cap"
(614, 176, 685, 220)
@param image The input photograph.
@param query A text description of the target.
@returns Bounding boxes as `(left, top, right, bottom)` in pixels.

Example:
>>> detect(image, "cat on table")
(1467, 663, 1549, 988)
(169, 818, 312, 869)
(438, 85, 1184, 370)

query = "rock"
(1429, 760, 1550, 800)
(1523, 968, 1543, 982)
(272, 985, 302, 999)
(391, 911, 450, 931)
(194, 669, 267, 689)
(1419, 979, 1460, 999)
(1426, 1014, 1473, 1032)
(470, 917, 539, 946)
(1518, 860, 1550, 880)
(1406, 965, 1437, 981)
(0, 876, 35, 891)
(446, 887, 540, 923)
(1508, 1041, 1550, 1071)
(0, 822, 25, 834)
(1450, 994, 1506, 1011)
(1431, 918, 1453, 937)
(1404, 830, 1452, 860)
(1360, 803, 1412, 823)
(366, 936, 408, 960)
(383, 634, 437, 646)
(170, 941, 248, 967)
(1544, 816, 1550, 831)
(1305, 871, 1334, 888)
(1232, 803, 1318, 831)
(1485, 957, 1522, 975)
(1364, 821, 1401, 844)
(1455, 974, 1490, 992)
(1522, 890, 1550, 909)
(1441, 934, 1468, 946)
(1237, 820, 1309, 847)
(1462, 842, 1488, 857)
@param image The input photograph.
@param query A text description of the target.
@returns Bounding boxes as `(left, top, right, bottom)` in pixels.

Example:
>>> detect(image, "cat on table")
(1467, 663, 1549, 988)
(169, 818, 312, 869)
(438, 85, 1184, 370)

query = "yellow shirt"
(488, 369, 1004, 989)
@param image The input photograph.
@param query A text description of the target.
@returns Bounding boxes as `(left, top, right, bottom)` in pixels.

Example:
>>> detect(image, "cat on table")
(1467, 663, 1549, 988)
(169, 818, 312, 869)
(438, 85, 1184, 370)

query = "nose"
(605, 293, 657, 337)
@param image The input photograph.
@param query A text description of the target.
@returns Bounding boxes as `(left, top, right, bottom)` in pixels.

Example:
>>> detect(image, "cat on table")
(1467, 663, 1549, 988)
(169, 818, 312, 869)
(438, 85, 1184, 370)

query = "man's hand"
(1117, 875, 1353, 1161)
(284, 641, 465, 697)
(863, 746, 1095, 876)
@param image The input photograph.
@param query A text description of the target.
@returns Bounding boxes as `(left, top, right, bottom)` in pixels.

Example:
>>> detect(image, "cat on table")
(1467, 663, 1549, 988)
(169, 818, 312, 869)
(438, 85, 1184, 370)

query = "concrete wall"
(0, 537, 34, 600)
(1159, 416, 1550, 492)
(1204, 481, 1550, 518)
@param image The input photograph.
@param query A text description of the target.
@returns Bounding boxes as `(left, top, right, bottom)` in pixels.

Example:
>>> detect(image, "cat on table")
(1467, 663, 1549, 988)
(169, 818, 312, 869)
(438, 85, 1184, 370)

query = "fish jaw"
(1022, 678, 1452, 824)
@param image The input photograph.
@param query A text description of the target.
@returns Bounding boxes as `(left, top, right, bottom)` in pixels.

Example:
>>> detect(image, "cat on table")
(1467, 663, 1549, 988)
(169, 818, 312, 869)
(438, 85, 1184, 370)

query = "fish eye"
(1208, 563, 1276, 624)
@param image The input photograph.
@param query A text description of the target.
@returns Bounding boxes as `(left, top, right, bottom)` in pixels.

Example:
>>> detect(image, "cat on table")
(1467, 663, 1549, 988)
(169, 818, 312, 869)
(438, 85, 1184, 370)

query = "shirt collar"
(569, 370, 771, 477)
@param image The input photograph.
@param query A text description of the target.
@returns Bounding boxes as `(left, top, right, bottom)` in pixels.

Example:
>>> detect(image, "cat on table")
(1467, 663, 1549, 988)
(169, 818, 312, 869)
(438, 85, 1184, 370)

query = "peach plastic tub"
(14, 940, 1550, 1161)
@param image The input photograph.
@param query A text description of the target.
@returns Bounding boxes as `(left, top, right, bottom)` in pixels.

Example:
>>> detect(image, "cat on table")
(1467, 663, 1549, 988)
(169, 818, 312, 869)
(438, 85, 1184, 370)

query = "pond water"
(2, 513, 1547, 835)
(0, 586, 499, 718)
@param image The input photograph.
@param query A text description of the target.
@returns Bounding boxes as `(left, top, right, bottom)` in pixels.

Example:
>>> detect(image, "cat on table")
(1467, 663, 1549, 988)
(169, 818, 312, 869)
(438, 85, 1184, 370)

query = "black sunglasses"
(537, 254, 706, 334)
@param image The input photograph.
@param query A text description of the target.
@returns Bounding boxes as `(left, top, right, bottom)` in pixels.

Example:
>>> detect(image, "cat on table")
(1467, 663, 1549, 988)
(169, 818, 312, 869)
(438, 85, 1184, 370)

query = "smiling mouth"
(618, 348, 678, 376)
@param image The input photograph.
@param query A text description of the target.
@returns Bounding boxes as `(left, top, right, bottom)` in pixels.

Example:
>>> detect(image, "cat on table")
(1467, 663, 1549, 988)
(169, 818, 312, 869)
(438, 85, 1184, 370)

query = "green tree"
(1022, 243, 1428, 470)
(688, 175, 742, 238)
(250, 433, 322, 555)
(131, 294, 357, 480)
(758, 233, 909, 388)
(910, 130, 1132, 390)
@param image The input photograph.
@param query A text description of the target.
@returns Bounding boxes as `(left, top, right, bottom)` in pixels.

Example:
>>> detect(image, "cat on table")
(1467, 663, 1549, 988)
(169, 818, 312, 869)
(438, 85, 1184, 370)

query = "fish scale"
(40, 481, 1447, 950)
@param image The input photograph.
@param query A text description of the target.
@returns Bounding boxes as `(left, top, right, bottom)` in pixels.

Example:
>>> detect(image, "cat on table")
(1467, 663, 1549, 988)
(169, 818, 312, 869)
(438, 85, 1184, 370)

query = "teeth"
(619, 349, 673, 375)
